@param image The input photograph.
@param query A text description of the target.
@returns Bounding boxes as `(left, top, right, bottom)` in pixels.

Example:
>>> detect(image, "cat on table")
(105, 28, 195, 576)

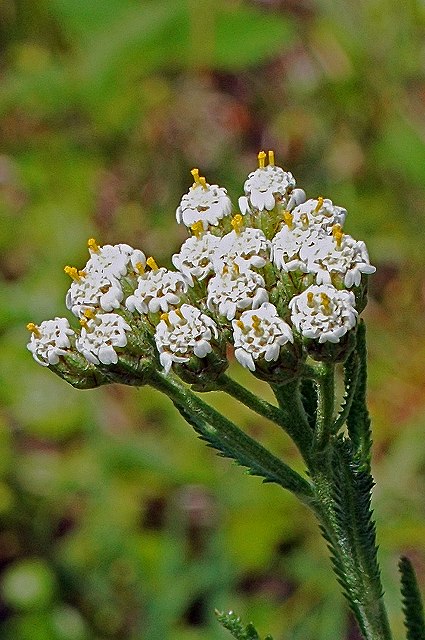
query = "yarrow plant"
(27, 152, 425, 640)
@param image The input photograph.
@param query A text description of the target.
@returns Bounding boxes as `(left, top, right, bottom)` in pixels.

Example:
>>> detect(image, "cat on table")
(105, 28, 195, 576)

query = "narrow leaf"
(332, 348, 359, 434)
(215, 610, 273, 640)
(346, 321, 372, 469)
(174, 402, 313, 503)
(399, 556, 425, 640)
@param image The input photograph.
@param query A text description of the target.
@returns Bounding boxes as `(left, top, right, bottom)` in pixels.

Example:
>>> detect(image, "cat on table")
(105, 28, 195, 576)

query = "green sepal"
(399, 556, 425, 640)
(49, 352, 110, 389)
(215, 610, 274, 640)
(346, 321, 372, 469)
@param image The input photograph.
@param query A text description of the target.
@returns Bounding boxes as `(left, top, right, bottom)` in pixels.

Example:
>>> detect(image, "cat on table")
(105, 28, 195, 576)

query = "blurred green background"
(1, 0, 425, 638)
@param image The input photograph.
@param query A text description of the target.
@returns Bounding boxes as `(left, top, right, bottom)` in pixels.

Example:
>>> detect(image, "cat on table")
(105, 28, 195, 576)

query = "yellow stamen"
(26, 322, 41, 338)
(79, 317, 88, 327)
(307, 292, 314, 308)
(87, 238, 100, 253)
(198, 176, 208, 190)
(191, 168, 202, 187)
(235, 320, 244, 329)
(314, 196, 324, 213)
(251, 314, 263, 335)
(232, 262, 240, 276)
(83, 308, 96, 320)
(320, 293, 331, 312)
(231, 214, 244, 234)
(135, 261, 145, 274)
(64, 265, 84, 281)
(251, 315, 261, 329)
(174, 308, 184, 319)
(190, 220, 204, 238)
(268, 150, 275, 166)
(258, 150, 266, 168)
(160, 312, 170, 327)
(282, 210, 293, 228)
(332, 224, 344, 248)
(147, 256, 159, 271)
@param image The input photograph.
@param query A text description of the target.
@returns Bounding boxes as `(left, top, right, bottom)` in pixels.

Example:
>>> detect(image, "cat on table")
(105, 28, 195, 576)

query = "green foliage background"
(1, 1, 425, 638)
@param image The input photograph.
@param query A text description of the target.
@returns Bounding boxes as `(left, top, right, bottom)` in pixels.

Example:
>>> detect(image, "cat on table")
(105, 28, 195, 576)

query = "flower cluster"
(27, 151, 375, 385)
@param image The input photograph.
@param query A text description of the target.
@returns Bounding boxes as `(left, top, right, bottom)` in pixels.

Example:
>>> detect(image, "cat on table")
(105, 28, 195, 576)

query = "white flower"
(307, 232, 376, 287)
(66, 270, 124, 318)
(242, 164, 296, 212)
(126, 268, 188, 315)
(214, 224, 271, 271)
(87, 241, 146, 280)
(291, 198, 346, 231)
(172, 233, 221, 285)
(65, 242, 145, 318)
(75, 313, 131, 365)
(176, 170, 232, 230)
(289, 284, 357, 343)
(207, 264, 268, 321)
(27, 318, 75, 367)
(271, 224, 324, 273)
(154, 304, 218, 374)
(232, 303, 293, 372)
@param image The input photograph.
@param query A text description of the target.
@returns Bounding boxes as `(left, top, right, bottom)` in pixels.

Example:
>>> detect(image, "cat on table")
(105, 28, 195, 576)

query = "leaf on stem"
(300, 378, 318, 431)
(320, 437, 382, 629)
(173, 402, 311, 497)
(332, 347, 359, 434)
(399, 556, 425, 640)
(346, 321, 372, 469)
(215, 610, 274, 640)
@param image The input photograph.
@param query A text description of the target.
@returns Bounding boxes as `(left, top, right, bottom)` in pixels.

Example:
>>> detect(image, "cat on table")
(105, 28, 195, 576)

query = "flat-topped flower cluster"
(27, 151, 375, 384)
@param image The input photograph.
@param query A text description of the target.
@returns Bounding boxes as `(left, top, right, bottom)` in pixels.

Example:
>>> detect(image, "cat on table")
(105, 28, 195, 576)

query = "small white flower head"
(307, 227, 376, 288)
(271, 223, 324, 273)
(27, 318, 75, 367)
(154, 304, 218, 374)
(232, 302, 293, 372)
(86, 239, 146, 280)
(172, 232, 221, 286)
(126, 258, 188, 315)
(289, 284, 358, 343)
(241, 151, 296, 212)
(214, 216, 271, 271)
(176, 168, 232, 230)
(207, 263, 269, 321)
(291, 197, 347, 231)
(65, 266, 124, 318)
(76, 313, 131, 365)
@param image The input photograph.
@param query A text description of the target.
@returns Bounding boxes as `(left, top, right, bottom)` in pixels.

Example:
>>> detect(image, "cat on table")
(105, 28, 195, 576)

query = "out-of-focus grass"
(1, 0, 425, 638)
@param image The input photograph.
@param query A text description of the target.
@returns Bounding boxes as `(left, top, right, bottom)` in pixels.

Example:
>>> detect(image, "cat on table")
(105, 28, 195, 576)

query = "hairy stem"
(150, 369, 315, 508)
(216, 374, 312, 462)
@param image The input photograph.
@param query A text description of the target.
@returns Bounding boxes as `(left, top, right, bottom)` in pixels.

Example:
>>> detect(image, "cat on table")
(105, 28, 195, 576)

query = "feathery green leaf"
(346, 321, 372, 469)
(399, 556, 425, 640)
(300, 377, 318, 431)
(215, 610, 274, 640)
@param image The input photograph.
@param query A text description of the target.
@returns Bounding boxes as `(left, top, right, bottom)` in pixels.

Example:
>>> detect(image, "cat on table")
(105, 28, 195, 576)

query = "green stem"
(271, 379, 313, 462)
(150, 370, 315, 508)
(313, 363, 335, 453)
(311, 455, 393, 640)
(216, 374, 312, 462)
